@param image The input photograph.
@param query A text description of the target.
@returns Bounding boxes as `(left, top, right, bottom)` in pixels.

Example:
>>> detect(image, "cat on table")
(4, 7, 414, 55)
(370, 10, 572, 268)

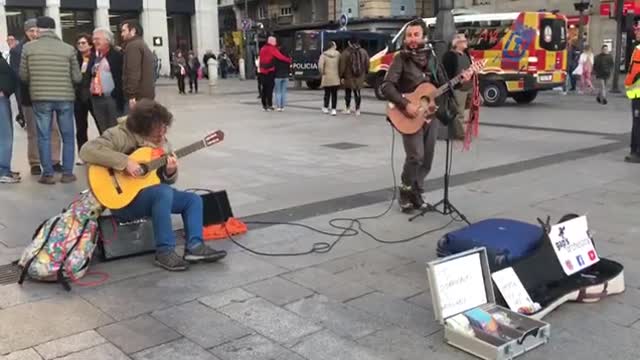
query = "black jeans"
(401, 120, 440, 192)
(74, 99, 93, 152)
(261, 72, 275, 109)
(345, 88, 362, 110)
(324, 86, 338, 109)
(177, 75, 186, 94)
(632, 99, 640, 154)
(189, 74, 198, 93)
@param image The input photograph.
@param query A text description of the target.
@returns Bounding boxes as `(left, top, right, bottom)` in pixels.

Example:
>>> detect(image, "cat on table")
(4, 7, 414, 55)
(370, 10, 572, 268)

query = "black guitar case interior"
(492, 214, 625, 320)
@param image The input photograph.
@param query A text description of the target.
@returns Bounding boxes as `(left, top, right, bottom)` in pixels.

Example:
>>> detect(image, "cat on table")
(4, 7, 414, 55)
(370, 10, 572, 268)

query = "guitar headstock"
(469, 59, 488, 74)
(204, 130, 224, 147)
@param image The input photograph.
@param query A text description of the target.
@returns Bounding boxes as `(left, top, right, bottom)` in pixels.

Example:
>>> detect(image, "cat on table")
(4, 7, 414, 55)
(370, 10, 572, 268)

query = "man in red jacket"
(258, 36, 291, 111)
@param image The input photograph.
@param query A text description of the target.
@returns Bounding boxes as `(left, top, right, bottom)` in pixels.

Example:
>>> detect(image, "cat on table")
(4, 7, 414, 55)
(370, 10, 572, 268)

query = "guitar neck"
(146, 140, 207, 171)
(435, 72, 465, 98)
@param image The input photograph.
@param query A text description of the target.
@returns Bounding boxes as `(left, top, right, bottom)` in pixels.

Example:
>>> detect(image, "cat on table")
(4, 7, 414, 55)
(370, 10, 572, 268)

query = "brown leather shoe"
(38, 175, 56, 185)
(60, 174, 77, 183)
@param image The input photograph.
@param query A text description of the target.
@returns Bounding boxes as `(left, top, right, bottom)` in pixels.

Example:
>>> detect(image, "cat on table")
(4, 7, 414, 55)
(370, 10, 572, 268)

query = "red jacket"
(258, 44, 291, 75)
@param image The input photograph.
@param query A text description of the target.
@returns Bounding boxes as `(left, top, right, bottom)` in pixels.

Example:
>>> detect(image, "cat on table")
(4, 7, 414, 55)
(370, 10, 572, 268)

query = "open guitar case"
(441, 214, 625, 320)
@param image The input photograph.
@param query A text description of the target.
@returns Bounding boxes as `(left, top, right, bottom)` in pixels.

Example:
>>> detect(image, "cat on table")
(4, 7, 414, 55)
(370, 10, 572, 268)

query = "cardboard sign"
(548, 215, 599, 275)
(432, 252, 488, 319)
(491, 267, 535, 312)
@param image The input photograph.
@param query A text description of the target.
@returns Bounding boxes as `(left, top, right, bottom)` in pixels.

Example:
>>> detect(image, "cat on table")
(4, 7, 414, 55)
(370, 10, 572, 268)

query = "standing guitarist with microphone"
(381, 19, 471, 213)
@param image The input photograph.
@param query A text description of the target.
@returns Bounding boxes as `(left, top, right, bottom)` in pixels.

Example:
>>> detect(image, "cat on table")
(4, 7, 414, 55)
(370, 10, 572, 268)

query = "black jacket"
(274, 49, 290, 78)
(76, 52, 93, 103)
(88, 47, 125, 112)
(442, 49, 472, 91)
(10, 41, 31, 106)
(0, 57, 17, 96)
(594, 53, 614, 80)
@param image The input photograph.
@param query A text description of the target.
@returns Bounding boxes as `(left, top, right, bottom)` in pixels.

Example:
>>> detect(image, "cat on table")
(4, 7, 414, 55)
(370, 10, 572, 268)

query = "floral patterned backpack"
(17, 190, 105, 291)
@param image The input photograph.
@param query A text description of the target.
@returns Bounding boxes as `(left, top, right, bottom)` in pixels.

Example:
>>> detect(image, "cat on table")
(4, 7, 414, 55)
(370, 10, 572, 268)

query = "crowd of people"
(0, 17, 156, 185)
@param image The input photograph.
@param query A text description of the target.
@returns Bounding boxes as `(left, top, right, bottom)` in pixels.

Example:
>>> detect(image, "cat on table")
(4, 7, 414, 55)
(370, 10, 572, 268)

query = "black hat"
(36, 16, 56, 30)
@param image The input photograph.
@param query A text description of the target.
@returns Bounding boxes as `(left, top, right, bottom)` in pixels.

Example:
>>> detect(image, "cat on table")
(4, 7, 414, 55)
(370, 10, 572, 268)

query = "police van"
(292, 30, 389, 89)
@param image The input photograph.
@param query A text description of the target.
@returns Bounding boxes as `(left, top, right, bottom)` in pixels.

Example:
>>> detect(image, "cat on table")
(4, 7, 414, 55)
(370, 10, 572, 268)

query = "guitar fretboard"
(146, 139, 206, 171)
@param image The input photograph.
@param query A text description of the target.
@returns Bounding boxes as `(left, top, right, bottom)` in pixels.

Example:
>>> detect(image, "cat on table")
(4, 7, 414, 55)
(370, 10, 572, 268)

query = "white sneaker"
(331, 109, 337, 116)
(355, 110, 361, 116)
(343, 109, 351, 115)
(322, 107, 329, 114)
(277, 108, 283, 112)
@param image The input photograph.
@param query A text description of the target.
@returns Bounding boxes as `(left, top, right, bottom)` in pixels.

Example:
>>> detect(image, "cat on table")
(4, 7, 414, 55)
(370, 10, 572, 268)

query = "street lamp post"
(611, 0, 625, 93)
(574, 0, 590, 51)
(432, 0, 455, 59)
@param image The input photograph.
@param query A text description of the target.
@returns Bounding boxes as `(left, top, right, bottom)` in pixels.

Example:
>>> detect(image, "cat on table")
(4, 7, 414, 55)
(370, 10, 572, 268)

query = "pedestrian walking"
(174, 51, 187, 94)
(594, 44, 614, 105)
(574, 45, 594, 94)
(19, 16, 81, 184)
(274, 46, 290, 111)
(319, 41, 341, 116)
(339, 37, 370, 116)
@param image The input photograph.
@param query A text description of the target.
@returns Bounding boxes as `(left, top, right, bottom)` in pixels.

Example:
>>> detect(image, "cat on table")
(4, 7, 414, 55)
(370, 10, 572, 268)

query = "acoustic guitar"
(88, 130, 224, 210)
(386, 59, 487, 135)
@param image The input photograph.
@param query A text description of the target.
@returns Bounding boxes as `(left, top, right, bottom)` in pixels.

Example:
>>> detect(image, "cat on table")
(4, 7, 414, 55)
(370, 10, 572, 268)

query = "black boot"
(398, 184, 414, 213)
(410, 187, 429, 210)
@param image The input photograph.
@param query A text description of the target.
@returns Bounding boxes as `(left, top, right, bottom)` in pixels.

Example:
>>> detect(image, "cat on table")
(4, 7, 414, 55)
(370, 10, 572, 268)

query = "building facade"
(0, 0, 220, 76)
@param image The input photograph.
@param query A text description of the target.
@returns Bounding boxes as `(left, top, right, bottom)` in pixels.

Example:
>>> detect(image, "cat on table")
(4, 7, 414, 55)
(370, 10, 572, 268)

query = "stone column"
(45, 0, 62, 38)
(193, 0, 220, 57)
(0, 0, 8, 49)
(432, 0, 455, 58)
(141, 0, 170, 76)
(95, 0, 110, 29)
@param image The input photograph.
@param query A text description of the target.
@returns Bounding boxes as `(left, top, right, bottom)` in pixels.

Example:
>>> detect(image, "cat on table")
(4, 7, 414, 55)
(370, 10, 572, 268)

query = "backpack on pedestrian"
(16, 190, 105, 291)
(350, 47, 365, 78)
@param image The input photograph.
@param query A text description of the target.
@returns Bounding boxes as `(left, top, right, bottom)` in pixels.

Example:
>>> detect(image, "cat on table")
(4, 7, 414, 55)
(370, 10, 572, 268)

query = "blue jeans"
(0, 96, 13, 177)
(274, 78, 288, 109)
(32, 101, 75, 176)
(111, 184, 205, 254)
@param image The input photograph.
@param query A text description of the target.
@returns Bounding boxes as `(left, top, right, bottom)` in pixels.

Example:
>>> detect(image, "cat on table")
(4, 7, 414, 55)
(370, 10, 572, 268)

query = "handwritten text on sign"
(432, 252, 488, 319)
(491, 267, 534, 312)
(549, 215, 599, 276)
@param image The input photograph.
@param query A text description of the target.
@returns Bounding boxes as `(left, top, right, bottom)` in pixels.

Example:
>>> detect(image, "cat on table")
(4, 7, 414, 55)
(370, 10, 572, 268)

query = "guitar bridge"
(108, 168, 123, 194)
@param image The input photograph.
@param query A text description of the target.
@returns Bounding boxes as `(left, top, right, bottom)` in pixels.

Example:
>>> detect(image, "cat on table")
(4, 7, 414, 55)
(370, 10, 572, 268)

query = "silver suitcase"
(426, 247, 551, 360)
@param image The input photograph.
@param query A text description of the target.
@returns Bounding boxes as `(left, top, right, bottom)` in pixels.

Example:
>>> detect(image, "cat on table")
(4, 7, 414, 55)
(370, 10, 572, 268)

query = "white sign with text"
(548, 215, 599, 275)
(432, 252, 488, 319)
(491, 267, 534, 312)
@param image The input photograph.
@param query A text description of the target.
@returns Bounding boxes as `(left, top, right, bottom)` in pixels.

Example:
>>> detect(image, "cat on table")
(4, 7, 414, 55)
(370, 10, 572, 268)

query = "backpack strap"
(18, 217, 61, 285)
(56, 219, 91, 292)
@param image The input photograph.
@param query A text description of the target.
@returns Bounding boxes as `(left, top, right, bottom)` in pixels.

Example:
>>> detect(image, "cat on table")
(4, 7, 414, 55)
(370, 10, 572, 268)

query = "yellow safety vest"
(625, 44, 640, 99)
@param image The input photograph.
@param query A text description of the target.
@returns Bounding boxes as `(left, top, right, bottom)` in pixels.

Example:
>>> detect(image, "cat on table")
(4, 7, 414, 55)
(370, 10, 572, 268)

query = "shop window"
(60, 10, 94, 45)
(6, 7, 43, 38)
(280, 7, 292, 16)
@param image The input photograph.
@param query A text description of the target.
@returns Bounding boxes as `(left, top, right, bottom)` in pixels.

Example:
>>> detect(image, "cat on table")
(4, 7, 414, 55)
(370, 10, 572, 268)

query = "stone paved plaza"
(1, 80, 640, 359)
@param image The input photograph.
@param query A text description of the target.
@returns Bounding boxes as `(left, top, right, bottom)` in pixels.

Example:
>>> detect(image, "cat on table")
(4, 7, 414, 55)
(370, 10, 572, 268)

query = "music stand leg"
(409, 138, 470, 225)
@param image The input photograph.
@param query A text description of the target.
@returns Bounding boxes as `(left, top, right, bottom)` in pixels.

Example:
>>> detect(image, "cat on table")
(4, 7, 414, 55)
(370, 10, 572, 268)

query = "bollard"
(208, 58, 218, 95)
(239, 58, 246, 80)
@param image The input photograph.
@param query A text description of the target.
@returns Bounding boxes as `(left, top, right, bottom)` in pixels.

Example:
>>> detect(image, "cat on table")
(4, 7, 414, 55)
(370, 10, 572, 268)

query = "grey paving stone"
(34, 330, 106, 359)
(97, 315, 181, 354)
(81, 252, 285, 320)
(219, 297, 322, 344)
(346, 291, 440, 337)
(333, 266, 426, 299)
(210, 334, 306, 360)
(291, 329, 385, 360)
(198, 288, 255, 309)
(132, 338, 219, 360)
(282, 267, 374, 302)
(357, 327, 469, 360)
(152, 301, 251, 349)
(1, 348, 42, 360)
(55, 343, 130, 360)
(404, 291, 433, 310)
(285, 294, 387, 340)
(0, 297, 113, 354)
(0, 283, 63, 310)
(243, 276, 314, 306)
(317, 249, 414, 275)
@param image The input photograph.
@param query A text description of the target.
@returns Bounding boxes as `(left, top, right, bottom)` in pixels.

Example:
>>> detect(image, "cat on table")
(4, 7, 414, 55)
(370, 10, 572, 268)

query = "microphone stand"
(409, 45, 470, 225)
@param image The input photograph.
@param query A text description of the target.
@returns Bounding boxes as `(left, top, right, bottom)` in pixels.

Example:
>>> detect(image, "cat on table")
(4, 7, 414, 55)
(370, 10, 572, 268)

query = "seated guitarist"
(380, 19, 471, 213)
(79, 99, 227, 271)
